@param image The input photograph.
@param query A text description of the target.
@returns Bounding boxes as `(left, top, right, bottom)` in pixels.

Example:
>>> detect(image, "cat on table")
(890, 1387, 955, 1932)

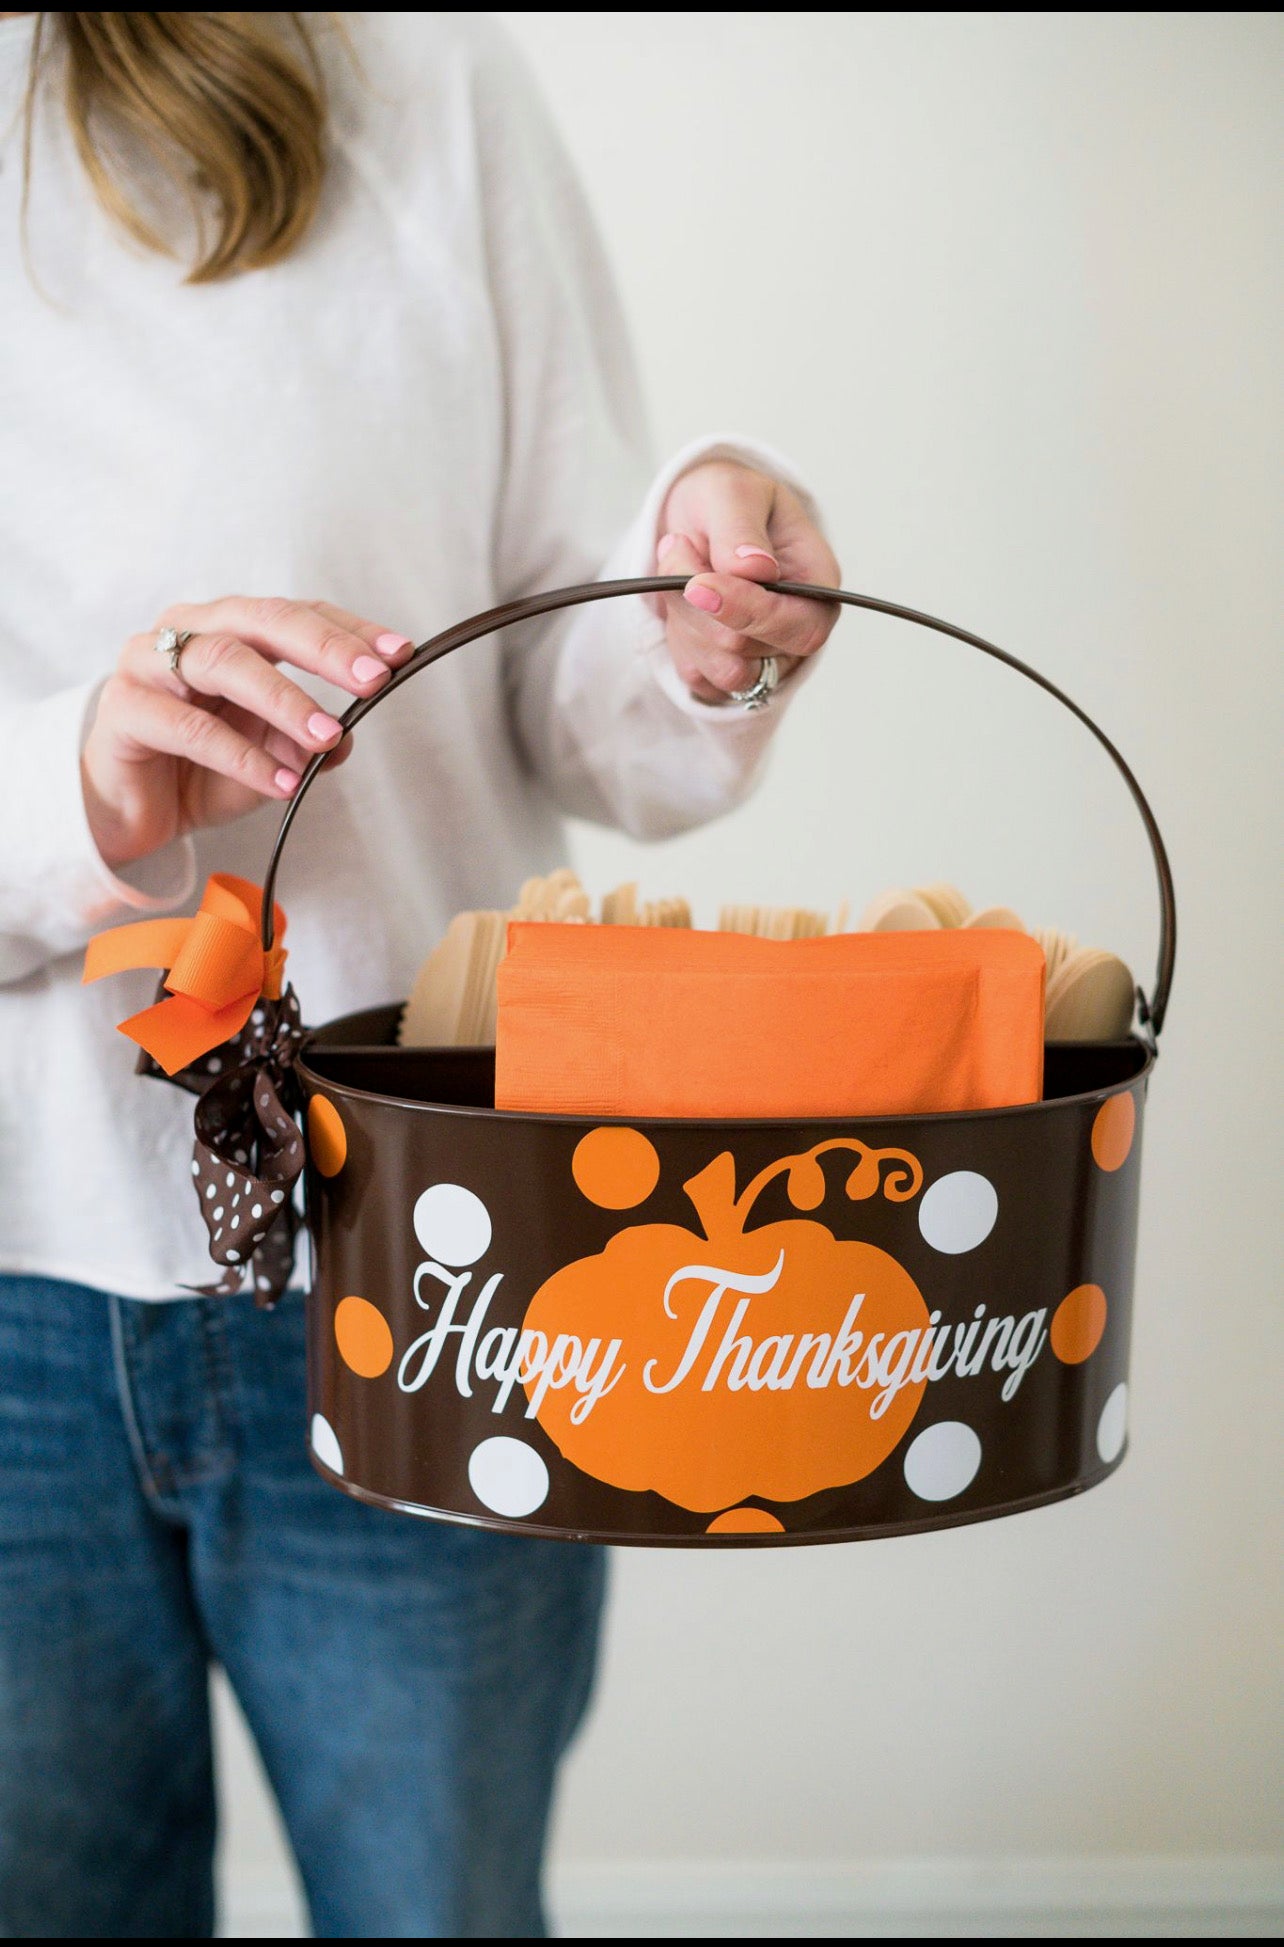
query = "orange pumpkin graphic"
(522, 1139, 930, 1512)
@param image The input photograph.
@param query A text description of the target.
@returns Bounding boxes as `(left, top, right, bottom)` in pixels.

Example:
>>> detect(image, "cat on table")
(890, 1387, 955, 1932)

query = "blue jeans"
(0, 1275, 606, 1938)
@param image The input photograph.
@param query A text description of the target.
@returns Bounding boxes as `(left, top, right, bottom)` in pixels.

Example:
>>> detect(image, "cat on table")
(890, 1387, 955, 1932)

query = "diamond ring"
(728, 654, 781, 711)
(154, 626, 194, 675)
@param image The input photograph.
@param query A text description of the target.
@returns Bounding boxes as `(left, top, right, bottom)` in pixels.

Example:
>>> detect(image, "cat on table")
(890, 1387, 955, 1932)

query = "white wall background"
(218, 11, 1283, 1933)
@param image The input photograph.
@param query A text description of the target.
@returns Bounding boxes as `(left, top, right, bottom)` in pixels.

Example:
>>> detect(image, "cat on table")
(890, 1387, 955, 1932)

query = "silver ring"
(728, 654, 780, 711)
(154, 625, 193, 675)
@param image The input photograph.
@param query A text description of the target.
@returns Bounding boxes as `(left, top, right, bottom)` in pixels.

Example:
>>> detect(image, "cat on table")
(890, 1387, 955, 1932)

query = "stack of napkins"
(494, 924, 1045, 1120)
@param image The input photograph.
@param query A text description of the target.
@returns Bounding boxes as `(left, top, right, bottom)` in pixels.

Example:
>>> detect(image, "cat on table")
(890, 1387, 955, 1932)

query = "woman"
(0, 12, 838, 1937)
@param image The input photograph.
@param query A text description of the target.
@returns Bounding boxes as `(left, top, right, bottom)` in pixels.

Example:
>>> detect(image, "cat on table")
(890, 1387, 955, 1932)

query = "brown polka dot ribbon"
(140, 986, 307, 1308)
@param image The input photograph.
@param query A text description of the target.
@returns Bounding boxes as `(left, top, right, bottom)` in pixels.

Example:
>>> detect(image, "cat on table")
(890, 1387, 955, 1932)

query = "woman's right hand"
(80, 597, 413, 871)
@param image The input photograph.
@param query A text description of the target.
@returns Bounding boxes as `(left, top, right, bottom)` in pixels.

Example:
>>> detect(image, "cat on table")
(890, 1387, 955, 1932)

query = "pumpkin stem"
(731, 1154, 811, 1223)
(682, 1152, 742, 1238)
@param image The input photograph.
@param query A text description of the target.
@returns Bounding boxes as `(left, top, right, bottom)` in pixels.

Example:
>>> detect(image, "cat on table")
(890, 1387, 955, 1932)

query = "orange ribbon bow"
(84, 874, 288, 1077)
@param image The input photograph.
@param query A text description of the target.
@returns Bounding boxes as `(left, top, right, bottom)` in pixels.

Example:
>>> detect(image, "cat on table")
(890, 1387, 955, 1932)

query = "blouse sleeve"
(0, 677, 195, 986)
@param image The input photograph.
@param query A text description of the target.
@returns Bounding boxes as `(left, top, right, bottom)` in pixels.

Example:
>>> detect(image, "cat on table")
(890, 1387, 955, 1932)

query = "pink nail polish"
(353, 655, 388, 683)
(275, 767, 300, 794)
(374, 631, 412, 657)
(735, 545, 779, 567)
(685, 582, 722, 614)
(307, 711, 342, 743)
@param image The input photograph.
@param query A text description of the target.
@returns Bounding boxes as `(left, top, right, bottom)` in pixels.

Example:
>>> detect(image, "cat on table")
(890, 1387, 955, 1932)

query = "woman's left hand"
(657, 461, 841, 704)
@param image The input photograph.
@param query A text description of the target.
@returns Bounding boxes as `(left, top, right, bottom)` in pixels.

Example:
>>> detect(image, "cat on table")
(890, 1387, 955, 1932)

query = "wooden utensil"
(515, 869, 589, 921)
(1033, 926, 1075, 986)
(401, 908, 510, 1047)
(601, 882, 638, 926)
(858, 888, 941, 932)
(790, 909, 829, 939)
(718, 904, 758, 935)
(965, 905, 1025, 931)
(719, 904, 829, 939)
(914, 883, 972, 927)
(641, 897, 692, 927)
(459, 910, 509, 1044)
(1045, 949, 1135, 1041)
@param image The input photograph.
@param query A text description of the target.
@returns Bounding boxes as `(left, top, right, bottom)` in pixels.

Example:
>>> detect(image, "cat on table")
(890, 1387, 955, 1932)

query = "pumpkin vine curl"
(734, 1139, 923, 1225)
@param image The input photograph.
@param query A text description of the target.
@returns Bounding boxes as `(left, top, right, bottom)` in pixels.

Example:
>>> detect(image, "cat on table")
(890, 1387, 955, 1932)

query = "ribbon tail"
(83, 918, 191, 984)
(181, 1263, 250, 1301)
(119, 991, 258, 1077)
(189, 999, 306, 1306)
(246, 1203, 301, 1309)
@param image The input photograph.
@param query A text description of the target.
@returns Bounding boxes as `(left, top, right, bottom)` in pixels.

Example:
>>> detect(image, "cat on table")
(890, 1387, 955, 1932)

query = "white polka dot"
(251, 1204, 263, 1219)
(208, 1057, 222, 1073)
(918, 1171, 999, 1254)
(270, 1190, 285, 1204)
(225, 1172, 235, 1188)
(904, 1421, 982, 1501)
(212, 1207, 224, 1222)
(205, 1183, 216, 1200)
(467, 1436, 548, 1518)
(414, 1184, 492, 1266)
(1097, 1382, 1128, 1464)
(226, 1250, 240, 1263)
(310, 1413, 344, 1475)
(191, 1159, 200, 1176)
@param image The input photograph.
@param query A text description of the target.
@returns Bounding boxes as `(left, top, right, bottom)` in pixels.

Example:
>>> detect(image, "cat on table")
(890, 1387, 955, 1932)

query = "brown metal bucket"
(255, 578, 1175, 1546)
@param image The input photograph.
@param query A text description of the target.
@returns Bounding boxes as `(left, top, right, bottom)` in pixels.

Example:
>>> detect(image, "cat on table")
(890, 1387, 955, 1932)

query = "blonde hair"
(23, 12, 330, 282)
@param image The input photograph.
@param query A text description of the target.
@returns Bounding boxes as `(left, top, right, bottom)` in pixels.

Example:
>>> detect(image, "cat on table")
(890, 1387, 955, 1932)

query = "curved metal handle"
(261, 578, 1176, 1037)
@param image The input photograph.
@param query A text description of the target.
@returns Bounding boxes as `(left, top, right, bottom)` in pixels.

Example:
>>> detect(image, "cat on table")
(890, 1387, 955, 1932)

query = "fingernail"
(657, 532, 684, 557)
(684, 581, 722, 614)
(735, 545, 779, 567)
(353, 655, 388, 683)
(307, 711, 342, 744)
(374, 631, 412, 658)
(274, 767, 300, 795)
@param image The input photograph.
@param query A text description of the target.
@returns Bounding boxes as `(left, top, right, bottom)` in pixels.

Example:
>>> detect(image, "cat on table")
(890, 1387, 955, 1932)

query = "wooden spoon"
(859, 888, 941, 932)
(1045, 949, 1136, 1040)
(964, 905, 1025, 931)
(915, 883, 971, 927)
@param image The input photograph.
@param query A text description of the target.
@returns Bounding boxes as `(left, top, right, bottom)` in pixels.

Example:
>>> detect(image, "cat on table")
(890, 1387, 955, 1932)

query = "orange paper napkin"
(495, 923, 1045, 1119)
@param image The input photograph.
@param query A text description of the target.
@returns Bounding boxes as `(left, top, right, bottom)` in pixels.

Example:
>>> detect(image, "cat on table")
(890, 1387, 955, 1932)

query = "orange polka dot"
(706, 1507, 786, 1535)
(308, 1095, 347, 1177)
(1050, 1283, 1108, 1364)
(572, 1126, 660, 1209)
(1092, 1093, 1135, 1172)
(334, 1295, 394, 1378)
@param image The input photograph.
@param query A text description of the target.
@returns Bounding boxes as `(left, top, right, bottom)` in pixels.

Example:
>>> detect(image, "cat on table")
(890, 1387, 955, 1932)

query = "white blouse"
(0, 12, 811, 1298)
